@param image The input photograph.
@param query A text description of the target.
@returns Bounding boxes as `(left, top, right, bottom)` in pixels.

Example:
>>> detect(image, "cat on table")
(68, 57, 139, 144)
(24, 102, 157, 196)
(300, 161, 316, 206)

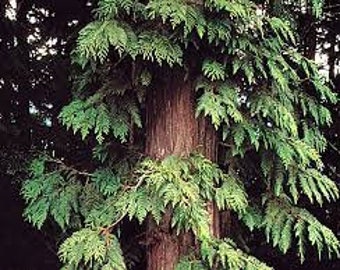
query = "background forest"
(1, 0, 340, 269)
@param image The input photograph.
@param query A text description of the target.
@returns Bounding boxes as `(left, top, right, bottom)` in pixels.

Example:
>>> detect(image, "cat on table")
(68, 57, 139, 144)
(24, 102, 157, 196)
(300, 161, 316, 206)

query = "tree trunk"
(144, 71, 219, 270)
(16, 1, 32, 147)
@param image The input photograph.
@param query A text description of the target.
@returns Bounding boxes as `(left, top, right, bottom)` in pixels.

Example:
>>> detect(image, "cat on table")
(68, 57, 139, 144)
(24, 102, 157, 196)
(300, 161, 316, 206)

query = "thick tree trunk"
(145, 71, 219, 270)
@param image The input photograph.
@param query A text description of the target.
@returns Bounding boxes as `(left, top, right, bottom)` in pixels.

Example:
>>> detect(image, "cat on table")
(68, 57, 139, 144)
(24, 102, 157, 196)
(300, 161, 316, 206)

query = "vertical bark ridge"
(145, 72, 220, 270)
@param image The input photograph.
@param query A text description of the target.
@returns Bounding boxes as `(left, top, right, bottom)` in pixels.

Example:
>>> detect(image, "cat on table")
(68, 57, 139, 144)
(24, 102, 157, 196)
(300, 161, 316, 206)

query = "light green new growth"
(21, 0, 339, 269)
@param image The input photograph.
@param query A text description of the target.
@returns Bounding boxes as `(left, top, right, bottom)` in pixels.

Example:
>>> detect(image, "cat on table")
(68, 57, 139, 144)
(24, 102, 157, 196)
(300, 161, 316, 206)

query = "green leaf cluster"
(22, 158, 81, 230)
(59, 228, 126, 270)
(21, 0, 340, 269)
(262, 199, 340, 261)
(59, 88, 141, 143)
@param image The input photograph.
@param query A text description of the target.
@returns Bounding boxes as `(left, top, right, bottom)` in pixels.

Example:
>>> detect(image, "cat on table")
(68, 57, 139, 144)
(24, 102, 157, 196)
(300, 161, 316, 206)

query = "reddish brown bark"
(145, 72, 220, 270)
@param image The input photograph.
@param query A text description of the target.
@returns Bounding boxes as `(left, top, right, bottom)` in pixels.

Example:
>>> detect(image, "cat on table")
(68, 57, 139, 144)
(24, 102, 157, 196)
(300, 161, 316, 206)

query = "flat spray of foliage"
(22, 0, 339, 269)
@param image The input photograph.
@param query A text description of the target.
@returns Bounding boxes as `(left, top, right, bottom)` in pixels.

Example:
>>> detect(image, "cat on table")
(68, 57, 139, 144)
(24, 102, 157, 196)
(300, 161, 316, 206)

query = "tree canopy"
(1, 0, 340, 269)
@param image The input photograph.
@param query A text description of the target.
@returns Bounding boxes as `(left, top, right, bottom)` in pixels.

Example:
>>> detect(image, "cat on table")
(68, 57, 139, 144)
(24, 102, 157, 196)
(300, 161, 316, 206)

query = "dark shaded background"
(0, 174, 59, 269)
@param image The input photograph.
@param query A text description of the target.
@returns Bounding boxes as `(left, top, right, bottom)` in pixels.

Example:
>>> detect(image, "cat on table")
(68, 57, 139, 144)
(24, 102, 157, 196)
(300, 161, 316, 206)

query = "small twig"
(102, 176, 145, 233)
(329, 142, 340, 156)
(45, 156, 93, 177)
(123, 174, 144, 191)
(101, 212, 128, 234)
(219, 142, 233, 148)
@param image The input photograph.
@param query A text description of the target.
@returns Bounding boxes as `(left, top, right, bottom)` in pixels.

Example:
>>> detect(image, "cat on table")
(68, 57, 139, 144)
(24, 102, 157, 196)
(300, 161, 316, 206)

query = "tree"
(266, 3, 340, 268)
(0, 0, 92, 160)
(0, 1, 93, 268)
(21, 0, 340, 269)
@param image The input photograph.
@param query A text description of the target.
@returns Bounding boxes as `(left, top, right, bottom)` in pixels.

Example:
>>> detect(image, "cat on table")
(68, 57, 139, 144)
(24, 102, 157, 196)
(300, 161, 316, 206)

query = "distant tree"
(0, 1, 91, 266)
(21, 1, 339, 270)
(0, 0, 92, 170)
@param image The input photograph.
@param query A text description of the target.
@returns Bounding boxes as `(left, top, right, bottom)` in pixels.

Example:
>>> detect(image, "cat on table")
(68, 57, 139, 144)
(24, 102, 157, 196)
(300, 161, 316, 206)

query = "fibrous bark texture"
(145, 72, 219, 270)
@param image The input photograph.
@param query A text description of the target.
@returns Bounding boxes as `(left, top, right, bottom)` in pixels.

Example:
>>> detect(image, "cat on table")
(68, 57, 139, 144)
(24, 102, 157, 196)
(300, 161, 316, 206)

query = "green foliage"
(59, 91, 141, 143)
(205, 0, 257, 21)
(22, 158, 82, 230)
(196, 81, 243, 128)
(267, 17, 296, 44)
(200, 238, 273, 270)
(176, 258, 205, 270)
(202, 60, 226, 81)
(215, 175, 248, 214)
(287, 167, 339, 205)
(130, 32, 183, 66)
(251, 94, 298, 136)
(92, 169, 122, 196)
(302, 124, 327, 153)
(60, 100, 111, 142)
(95, 0, 134, 19)
(206, 18, 231, 45)
(240, 207, 263, 232)
(263, 199, 340, 261)
(22, 0, 340, 269)
(59, 228, 126, 270)
(136, 154, 248, 237)
(22, 153, 249, 269)
(146, 0, 206, 37)
(311, 0, 324, 18)
(77, 20, 129, 63)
